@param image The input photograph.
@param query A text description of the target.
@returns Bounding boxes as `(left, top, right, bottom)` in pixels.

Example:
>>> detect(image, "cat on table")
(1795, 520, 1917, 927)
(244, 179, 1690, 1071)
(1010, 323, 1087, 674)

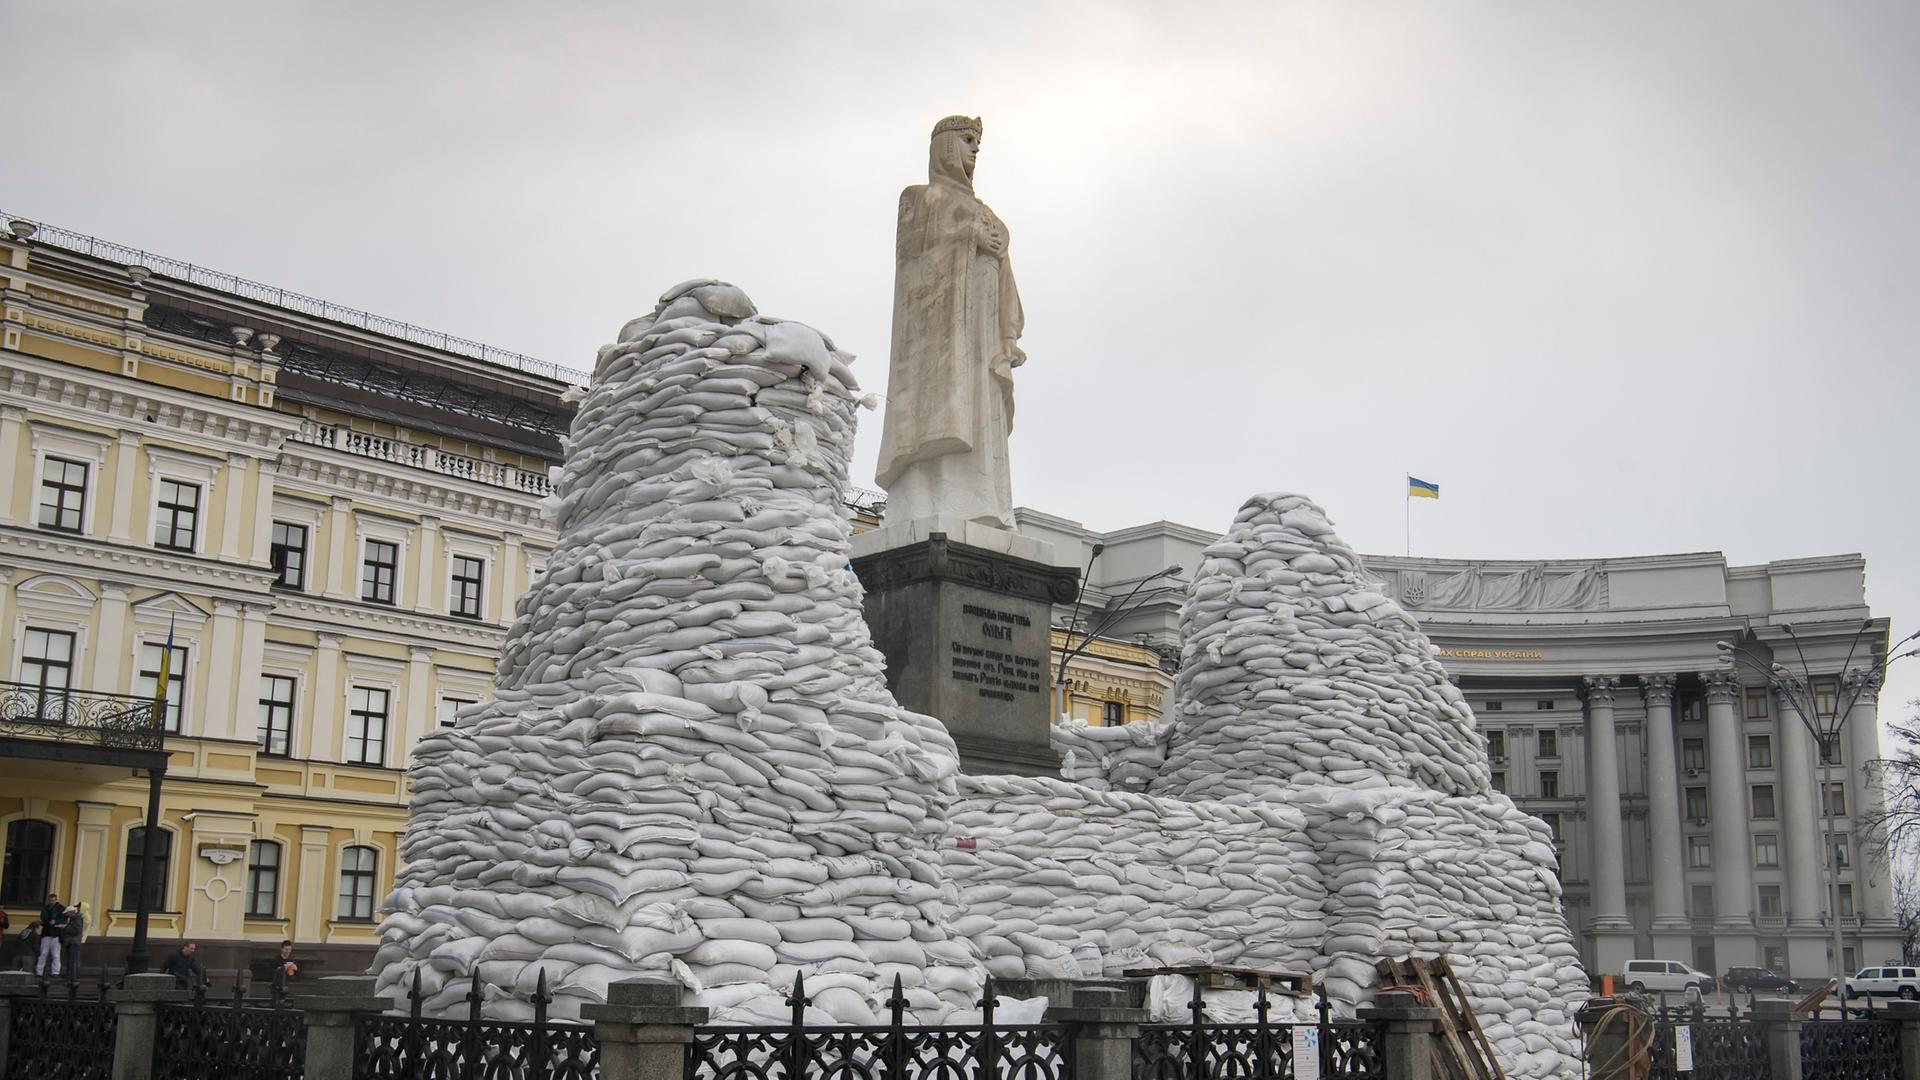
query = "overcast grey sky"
(6, 2, 1918, 713)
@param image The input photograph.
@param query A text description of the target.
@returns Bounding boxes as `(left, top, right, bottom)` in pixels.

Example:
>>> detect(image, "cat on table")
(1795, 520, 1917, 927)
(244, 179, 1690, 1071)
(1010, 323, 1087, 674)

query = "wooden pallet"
(1120, 964, 1314, 997)
(1376, 955, 1506, 1080)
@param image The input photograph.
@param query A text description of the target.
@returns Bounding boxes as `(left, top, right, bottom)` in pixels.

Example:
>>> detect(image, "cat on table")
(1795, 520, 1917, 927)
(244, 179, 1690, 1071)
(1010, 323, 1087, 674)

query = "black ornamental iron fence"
(154, 978, 306, 1080)
(0, 679, 162, 753)
(1799, 1016, 1901, 1080)
(1131, 983, 1382, 1080)
(1, 972, 117, 1080)
(686, 975, 1074, 1080)
(354, 970, 598, 1080)
(1645, 1001, 1770, 1080)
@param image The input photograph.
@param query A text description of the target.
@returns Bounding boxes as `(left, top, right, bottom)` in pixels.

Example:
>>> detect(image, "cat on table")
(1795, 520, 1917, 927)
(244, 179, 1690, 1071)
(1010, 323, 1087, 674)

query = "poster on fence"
(1293, 1026, 1321, 1080)
(1674, 1024, 1694, 1073)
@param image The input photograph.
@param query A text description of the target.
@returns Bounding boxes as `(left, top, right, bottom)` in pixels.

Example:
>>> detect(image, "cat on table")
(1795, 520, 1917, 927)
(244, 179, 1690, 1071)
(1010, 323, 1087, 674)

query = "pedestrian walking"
(35, 893, 67, 977)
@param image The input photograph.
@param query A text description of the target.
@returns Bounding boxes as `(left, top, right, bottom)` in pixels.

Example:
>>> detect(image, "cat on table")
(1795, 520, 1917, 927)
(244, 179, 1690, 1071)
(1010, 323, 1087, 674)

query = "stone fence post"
(1748, 999, 1803, 1080)
(1884, 999, 1920, 1078)
(112, 973, 187, 1080)
(0, 971, 41, 1076)
(582, 978, 710, 1080)
(289, 975, 390, 1080)
(1358, 991, 1441, 1080)
(1046, 985, 1151, 1080)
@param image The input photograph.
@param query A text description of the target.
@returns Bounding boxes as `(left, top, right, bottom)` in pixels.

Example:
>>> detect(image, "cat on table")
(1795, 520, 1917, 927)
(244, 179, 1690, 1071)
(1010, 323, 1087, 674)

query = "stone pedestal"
(112, 973, 189, 1080)
(1749, 999, 1804, 1080)
(1046, 986, 1151, 1080)
(852, 521, 1078, 776)
(581, 978, 711, 1080)
(1358, 992, 1443, 1080)
(289, 975, 391, 1080)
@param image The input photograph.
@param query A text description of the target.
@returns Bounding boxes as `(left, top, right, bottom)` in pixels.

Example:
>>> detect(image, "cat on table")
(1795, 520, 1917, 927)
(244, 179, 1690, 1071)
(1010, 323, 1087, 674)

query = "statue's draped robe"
(876, 145, 1024, 528)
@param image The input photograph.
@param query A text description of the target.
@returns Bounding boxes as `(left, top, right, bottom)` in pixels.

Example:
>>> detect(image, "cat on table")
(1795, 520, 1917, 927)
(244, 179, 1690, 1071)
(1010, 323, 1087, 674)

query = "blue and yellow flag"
(1408, 476, 1440, 500)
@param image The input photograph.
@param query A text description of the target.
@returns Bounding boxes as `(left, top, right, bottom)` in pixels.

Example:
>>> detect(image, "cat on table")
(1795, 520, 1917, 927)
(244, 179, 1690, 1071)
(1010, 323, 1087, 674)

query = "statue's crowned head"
(929, 115, 983, 188)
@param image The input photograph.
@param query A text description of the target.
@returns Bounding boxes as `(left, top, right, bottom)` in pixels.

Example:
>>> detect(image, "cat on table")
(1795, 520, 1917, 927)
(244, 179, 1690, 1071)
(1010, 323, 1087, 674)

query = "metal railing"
(3, 211, 589, 386)
(155, 979, 306, 1080)
(0, 680, 162, 753)
(1133, 984, 1381, 1080)
(3, 972, 118, 1080)
(354, 971, 596, 1080)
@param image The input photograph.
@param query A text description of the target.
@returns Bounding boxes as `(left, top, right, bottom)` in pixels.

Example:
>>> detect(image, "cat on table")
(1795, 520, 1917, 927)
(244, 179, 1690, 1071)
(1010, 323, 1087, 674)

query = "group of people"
(1, 892, 89, 977)
(161, 939, 300, 990)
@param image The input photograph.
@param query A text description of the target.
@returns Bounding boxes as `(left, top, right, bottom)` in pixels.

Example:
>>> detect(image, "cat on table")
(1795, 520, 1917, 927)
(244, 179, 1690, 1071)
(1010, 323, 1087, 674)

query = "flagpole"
(1405, 476, 1411, 557)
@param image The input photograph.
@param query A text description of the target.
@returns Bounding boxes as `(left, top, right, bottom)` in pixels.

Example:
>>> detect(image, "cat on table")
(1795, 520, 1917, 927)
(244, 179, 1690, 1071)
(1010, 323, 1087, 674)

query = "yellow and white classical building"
(0, 217, 572, 976)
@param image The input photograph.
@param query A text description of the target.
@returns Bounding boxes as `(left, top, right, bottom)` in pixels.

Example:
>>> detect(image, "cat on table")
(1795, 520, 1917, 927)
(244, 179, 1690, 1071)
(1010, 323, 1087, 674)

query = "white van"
(1622, 959, 1716, 996)
(1845, 967, 1920, 998)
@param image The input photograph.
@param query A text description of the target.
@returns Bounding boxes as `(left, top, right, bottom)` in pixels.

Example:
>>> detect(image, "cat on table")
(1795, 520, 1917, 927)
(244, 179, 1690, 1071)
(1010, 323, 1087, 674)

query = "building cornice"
(269, 592, 507, 651)
(0, 348, 296, 451)
(0, 526, 276, 599)
(275, 451, 552, 532)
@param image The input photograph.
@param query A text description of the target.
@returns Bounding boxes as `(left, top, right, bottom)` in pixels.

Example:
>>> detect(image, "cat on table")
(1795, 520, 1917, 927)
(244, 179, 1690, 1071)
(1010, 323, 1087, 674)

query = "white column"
(1850, 675, 1896, 924)
(1584, 676, 1635, 973)
(412, 517, 442, 615)
(235, 605, 269, 749)
(0, 406, 23, 525)
(91, 582, 133, 694)
(108, 432, 140, 544)
(250, 457, 278, 567)
(1703, 671, 1757, 949)
(1642, 675, 1689, 935)
(404, 646, 434, 761)
(218, 453, 248, 562)
(305, 633, 343, 762)
(325, 497, 353, 599)
(200, 599, 242, 739)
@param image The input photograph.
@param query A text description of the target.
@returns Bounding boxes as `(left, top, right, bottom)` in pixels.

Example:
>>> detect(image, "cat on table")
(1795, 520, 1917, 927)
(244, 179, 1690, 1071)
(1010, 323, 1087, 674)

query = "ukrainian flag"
(1408, 476, 1440, 500)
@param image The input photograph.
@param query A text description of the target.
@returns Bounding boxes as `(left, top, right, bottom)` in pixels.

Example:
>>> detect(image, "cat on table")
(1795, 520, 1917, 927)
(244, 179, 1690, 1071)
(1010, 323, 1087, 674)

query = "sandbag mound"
(1153, 492, 1489, 800)
(372, 281, 986, 1023)
(1051, 716, 1168, 792)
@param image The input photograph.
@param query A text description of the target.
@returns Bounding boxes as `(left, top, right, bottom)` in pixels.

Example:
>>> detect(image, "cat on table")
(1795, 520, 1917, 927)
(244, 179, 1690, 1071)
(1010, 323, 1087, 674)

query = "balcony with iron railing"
(0, 680, 165, 765)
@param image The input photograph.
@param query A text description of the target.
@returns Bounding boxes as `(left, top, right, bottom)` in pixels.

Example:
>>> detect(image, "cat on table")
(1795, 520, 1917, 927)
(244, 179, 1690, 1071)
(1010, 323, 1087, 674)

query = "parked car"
(1845, 966, 1920, 999)
(1723, 967, 1794, 994)
(1622, 959, 1716, 997)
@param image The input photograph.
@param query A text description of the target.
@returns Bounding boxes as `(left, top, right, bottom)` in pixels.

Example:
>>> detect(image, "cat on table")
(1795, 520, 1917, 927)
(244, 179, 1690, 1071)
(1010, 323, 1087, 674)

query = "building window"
(338, 846, 377, 921)
(1540, 812, 1562, 843)
(152, 479, 201, 551)
(1839, 884, 1855, 919)
(1688, 836, 1711, 868)
(1763, 946, 1786, 972)
(346, 687, 389, 766)
(0, 819, 56, 906)
(449, 555, 485, 619)
(1682, 738, 1707, 772)
(1747, 735, 1772, 770)
(1744, 687, 1769, 720)
(1691, 884, 1715, 918)
(1686, 787, 1709, 821)
(1536, 699, 1554, 711)
(437, 697, 476, 728)
(1537, 729, 1558, 758)
(246, 840, 281, 918)
(1754, 833, 1779, 867)
(121, 827, 172, 911)
(361, 539, 399, 605)
(258, 675, 296, 756)
(1538, 770, 1559, 799)
(1484, 701, 1504, 712)
(20, 627, 77, 717)
(270, 523, 308, 590)
(1834, 835, 1850, 869)
(1758, 885, 1782, 917)
(1824, 782, 1847, 817)
(1491, 771, 1506, 794)
(1102, 700, 1125, 726)
(1812, 678, 1839, 721)
(1751, 784, 1777, 819)
(1487, 730, 1505, 759)
(136, 641, 189, 733)
(1844, 947, 1858, 971)
(38, 457, 88, 533)
(1820, 737, 1844, 767)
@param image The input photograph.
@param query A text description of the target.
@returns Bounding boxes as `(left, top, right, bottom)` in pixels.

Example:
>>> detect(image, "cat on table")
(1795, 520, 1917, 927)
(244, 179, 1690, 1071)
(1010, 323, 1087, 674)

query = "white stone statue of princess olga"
(875, 115, 1026, 529)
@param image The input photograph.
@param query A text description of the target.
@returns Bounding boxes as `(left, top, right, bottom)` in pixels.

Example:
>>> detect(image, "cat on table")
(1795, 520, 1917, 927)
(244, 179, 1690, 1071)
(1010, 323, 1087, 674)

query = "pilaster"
(405, 645, 435, 754)
(218, 453, 248, 562)
(294, 824, 332, 944)
(412, 516, 441, 615)
(70, 800, 116, 918)
(304, 632, 343, 762)
(325, 497, 353, 600)
(249, 456, 278, 567)
(91, 581, 133, 695)
(495, 534, 524, 624)
(199, 599, 243, 740)
(0, 406, 23, 526)
(235, 605, 270, 749)
(109, 432, 140, 544)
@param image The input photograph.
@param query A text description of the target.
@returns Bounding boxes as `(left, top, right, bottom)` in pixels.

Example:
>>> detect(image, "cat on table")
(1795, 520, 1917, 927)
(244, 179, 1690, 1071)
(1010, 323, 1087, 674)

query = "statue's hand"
(978, 217, 1007, 258)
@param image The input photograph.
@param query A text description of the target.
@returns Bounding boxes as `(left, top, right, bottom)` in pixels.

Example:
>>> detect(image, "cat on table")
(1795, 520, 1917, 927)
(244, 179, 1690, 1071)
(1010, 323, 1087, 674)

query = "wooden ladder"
(1375, 955, 1506, 1080)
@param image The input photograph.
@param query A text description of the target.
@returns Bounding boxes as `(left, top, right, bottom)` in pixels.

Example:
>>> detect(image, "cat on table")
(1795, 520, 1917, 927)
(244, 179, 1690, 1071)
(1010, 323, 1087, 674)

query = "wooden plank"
(1414, 957, 1493, 1080)
(1378, 957, 1472, 1080)
(1427, 956, 1507, 1080)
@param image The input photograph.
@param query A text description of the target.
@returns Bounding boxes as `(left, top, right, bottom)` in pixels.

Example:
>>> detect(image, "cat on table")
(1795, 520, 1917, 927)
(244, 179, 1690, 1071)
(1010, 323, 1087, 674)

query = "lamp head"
(1779, 623, 1795, 635)
(1715, 641, 1733, 652)
(1089, 543, 1105, 559)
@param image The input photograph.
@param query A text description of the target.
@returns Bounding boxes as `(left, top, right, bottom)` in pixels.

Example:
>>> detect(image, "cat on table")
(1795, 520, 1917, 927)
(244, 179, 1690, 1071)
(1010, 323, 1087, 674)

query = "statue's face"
(957, 130, 978, 178)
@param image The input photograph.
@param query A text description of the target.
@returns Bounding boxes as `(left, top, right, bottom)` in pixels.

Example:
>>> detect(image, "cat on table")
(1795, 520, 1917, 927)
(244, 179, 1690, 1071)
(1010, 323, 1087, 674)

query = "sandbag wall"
(372, 282, 988, 1024)
(1050, 717, 1168, 792)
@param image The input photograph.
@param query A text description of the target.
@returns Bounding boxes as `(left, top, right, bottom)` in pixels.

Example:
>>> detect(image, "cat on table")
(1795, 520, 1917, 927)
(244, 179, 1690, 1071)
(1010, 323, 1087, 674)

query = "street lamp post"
(1717, 621, 1920, 1000)
(1053, 562, 1185, 726)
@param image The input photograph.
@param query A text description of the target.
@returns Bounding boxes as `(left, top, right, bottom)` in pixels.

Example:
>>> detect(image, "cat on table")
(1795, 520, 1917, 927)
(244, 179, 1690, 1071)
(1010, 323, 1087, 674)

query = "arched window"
(246, 840, 282, 918)
(0, 819, 55, 906)
(337, 846, 377, 922)
(121, 827, 172, 911)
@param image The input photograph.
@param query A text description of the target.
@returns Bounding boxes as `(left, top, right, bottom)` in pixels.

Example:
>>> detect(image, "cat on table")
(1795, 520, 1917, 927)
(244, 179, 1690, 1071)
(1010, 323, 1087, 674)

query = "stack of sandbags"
(372, 281, 986, 1024)
(1152, 493, 1490, 801)
(1049, 718, 1168, 791)
(940, 773, 1323, 1022)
